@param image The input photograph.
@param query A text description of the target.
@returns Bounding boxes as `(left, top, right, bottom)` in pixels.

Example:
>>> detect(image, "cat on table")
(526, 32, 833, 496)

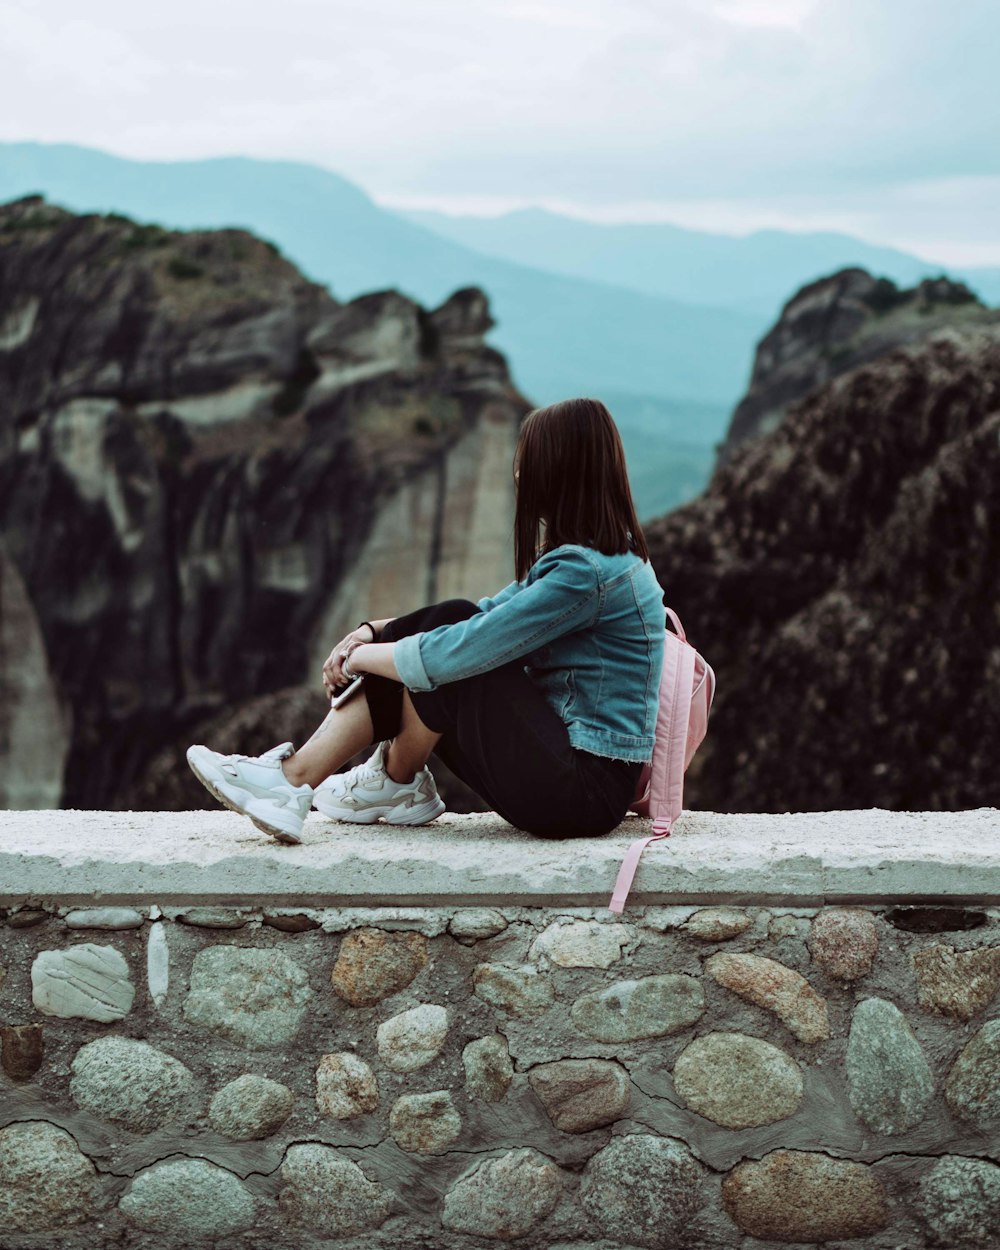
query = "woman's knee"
(431, 598, 480, 622)
(382, 598, 479, 642)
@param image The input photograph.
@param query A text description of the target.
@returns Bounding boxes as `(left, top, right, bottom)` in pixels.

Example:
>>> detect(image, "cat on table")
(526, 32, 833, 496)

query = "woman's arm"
(346, 641, 400, 681)
(476, 580, 522, 613)
(390, 547, 601, 692)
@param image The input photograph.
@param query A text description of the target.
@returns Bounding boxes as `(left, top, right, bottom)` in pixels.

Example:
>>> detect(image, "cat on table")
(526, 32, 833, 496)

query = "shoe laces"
(347, 743, 418, 793)
(350, 753, 398, 792)
(355, 759, 385, 787)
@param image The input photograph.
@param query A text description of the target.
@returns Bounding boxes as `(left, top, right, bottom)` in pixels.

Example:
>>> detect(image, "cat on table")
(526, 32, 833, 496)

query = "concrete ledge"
(1, 807, 998, 907)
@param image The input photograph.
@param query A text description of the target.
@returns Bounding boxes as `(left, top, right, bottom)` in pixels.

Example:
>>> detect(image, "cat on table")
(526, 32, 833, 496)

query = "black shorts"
(362, 599, 643, 839)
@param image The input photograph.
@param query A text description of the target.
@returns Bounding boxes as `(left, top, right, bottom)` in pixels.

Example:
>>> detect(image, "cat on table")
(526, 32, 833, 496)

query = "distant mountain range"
(402, 205, 1000, 319)
(3, 140, 995, 519)
(0, 142, 758, 404)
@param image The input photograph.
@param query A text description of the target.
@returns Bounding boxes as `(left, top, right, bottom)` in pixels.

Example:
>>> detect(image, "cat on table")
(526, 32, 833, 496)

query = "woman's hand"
(349, 641, 402, 682)
(322, 625, 374, 697)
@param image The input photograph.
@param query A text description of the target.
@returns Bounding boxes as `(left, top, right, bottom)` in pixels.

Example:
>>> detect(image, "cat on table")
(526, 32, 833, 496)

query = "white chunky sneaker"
(312, 740, 446, 825)
(186, 740, 313, 844)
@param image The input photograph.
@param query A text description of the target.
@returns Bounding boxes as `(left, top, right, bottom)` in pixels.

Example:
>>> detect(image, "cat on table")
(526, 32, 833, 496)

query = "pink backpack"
(607, 607, 717, 913)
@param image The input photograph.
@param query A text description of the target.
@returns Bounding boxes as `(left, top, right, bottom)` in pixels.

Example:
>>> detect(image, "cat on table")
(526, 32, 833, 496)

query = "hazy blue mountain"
(596, 389, 730, 520)
(966, 267, 1000, 304)
(28, 141, 998, 520)
(403, 206, 1000, 319)
(0, 142, 761, 415)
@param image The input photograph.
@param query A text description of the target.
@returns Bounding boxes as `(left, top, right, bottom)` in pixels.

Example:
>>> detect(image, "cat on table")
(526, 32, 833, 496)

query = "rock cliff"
(647, 300, 1000, 814)
(0, 195, 528, 808)
(718, 268, 992, 461)
(0, 538, 69, 806)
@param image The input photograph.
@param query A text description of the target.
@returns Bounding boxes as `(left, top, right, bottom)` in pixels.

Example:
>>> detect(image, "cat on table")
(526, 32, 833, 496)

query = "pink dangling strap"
(607, 821, 672, 914)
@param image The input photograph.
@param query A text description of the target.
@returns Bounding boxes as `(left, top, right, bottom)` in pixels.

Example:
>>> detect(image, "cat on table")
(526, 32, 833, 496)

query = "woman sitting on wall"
(186, 397, 667, 842)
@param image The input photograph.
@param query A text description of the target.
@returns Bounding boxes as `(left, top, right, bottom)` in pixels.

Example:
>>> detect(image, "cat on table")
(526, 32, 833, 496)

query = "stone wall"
(1, 808, 999, 1248)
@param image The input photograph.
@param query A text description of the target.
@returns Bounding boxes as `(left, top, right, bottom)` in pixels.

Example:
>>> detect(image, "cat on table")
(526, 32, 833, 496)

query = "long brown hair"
(512, 397, 650, 582)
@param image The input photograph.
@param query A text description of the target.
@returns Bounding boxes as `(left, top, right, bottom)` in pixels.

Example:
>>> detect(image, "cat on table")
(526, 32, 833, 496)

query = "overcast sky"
(3, 0, 998, 263)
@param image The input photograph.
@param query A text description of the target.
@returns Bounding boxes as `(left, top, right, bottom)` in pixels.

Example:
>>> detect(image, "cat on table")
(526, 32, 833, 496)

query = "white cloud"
(710, 0, 816, 29)
(0, 0, 996, 260)
(0, 1, 166, 94)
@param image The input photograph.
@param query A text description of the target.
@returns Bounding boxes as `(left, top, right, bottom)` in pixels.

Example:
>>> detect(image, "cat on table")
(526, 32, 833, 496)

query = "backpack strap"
(608, 829, 671, 913)
(650, 638, 695, 832)
(664, 606, 686, 641)
(608, 635, 696, 913)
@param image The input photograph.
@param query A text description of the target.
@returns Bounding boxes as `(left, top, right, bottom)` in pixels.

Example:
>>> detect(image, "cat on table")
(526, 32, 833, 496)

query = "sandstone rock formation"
(647, 271, 1000, 815)
(0, 194, 529, 808)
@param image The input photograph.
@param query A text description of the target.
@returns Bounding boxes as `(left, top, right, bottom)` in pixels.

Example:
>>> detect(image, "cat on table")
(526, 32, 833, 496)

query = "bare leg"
(281, 693, 376, 788)
(384, 688, 444, 783)
(281, 686, 442, 789)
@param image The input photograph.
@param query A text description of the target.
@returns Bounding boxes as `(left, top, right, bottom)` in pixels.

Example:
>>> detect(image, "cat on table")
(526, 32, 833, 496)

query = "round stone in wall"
(683, 907, 753, 942)
(376, 1002, 449, 1072)
(914, 944, 1000, 1020)
(945, 1019, 1000, 1129)
(315, 1052, 379, 1119)
(279, 1144, 392, 1237)
(448, 908, 509, 942)
(580, 1133, 705, 1249)
(808, 908, 878, 981)
(528, 918, 631, 967)
(183, 946, 313, 1049)
(330, 927, 428, 1007)
(472, 962, 555, 1017)
(846, 997, 934, 1134)
(70, 1036, 196, 1132)
(389, 1090, 462, 1153)
(441, 1147, 562, 1240)
(0, 1121, 99, 1234)
(119, 1159, 256, 1238)
(527, 1058, 630, 1133)
(706, 952, 830, 1043)
(673, 1032, 803, 1129)
(1, 1022, 44, 1080)
(463, 1034, 513, 1102)
(917, 1155, 1000, 1247)
(570, 974, 704, 1042)
(63, 906, 144, 929)
(31, 944, 135, 1022)
(722, 1150, 890, 1242)
(208, 1073, 295, 1140)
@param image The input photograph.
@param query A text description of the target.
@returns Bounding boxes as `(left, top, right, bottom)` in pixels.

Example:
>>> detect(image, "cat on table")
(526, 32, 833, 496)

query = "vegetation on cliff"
(648, 271, 1000, 814)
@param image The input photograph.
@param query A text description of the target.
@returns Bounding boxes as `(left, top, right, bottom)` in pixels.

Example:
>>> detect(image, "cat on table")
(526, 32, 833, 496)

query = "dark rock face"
(0, 195, 528, 808)
(719, 267, 990, 461)
(647, 311, 1000, 815)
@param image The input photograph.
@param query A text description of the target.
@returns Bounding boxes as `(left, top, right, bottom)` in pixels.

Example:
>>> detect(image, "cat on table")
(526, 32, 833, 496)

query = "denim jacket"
(392, 542, 668, 762)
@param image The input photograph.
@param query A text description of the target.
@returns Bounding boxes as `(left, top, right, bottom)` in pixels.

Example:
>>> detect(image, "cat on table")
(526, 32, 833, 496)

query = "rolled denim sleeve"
(393, 547, 602, 692)
(393, 631, 434, 690)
